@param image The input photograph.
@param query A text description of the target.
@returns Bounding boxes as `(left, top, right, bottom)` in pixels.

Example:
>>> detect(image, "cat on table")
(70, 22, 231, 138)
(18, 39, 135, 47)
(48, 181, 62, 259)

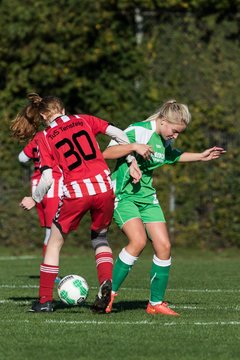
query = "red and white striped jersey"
(38, 114, 113, 198)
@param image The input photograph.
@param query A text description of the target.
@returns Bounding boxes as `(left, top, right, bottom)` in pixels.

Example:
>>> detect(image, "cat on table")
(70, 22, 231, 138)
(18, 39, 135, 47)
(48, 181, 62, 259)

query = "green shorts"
(113, 198, 166, 229)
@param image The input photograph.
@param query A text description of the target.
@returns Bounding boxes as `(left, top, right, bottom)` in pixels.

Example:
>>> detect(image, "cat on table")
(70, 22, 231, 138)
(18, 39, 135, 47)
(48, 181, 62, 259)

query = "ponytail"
(144, 99, 191, 126)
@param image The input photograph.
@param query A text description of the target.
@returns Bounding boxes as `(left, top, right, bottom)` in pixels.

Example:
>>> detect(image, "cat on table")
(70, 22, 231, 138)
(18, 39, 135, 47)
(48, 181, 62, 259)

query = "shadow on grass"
(9, 296, 36, 301)
(112, 300, 147, 312)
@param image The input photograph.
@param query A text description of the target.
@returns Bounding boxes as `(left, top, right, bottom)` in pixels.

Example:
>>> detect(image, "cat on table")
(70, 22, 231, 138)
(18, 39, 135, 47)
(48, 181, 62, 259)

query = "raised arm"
(179, 147, 226, 162)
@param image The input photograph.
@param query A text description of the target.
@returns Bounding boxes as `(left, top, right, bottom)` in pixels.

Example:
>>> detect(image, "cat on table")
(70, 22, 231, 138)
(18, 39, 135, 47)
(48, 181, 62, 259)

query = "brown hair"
(10, 93, 64, 142)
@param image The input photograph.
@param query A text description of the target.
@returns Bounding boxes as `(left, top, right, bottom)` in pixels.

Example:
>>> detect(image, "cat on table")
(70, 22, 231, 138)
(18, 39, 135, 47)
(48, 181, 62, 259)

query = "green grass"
(0, 246, 240, 360)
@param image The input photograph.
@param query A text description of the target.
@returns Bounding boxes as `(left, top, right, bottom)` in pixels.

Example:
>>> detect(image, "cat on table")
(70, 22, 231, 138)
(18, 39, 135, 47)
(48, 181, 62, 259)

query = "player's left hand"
(19, 196, 36, 210)
(201, 147, 226, 161)
(129, 158, 142, 184)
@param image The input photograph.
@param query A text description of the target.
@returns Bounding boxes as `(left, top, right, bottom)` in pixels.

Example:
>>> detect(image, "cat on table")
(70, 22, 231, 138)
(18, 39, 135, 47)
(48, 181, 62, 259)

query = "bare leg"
(44, 223, 64, 266)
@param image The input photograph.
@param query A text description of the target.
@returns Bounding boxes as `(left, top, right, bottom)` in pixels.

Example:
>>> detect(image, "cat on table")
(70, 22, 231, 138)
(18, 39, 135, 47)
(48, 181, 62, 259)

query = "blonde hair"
(145, 99, 191, 126)
(10, 93, 64, 142)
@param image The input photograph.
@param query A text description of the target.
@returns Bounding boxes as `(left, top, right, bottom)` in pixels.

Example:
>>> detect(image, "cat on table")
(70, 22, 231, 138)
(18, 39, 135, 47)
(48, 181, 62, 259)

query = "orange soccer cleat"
(105, 292, 118, 313)
(146, 302, 180, 316)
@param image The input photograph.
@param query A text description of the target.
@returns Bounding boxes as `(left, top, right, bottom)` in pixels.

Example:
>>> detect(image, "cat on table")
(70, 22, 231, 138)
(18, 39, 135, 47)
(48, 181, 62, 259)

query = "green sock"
(150, 261, 170, 303)
(112, 257, 133, 293)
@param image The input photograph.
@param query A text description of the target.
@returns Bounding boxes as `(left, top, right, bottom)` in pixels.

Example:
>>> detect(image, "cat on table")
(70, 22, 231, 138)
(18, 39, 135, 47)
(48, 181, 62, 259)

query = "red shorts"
(36, 197, 60, 228)
(53, 190, 115, 235)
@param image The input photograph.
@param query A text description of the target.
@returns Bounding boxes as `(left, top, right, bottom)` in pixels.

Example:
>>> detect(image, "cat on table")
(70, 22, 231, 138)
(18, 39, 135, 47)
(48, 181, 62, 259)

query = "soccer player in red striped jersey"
(19, 93, 152, 313)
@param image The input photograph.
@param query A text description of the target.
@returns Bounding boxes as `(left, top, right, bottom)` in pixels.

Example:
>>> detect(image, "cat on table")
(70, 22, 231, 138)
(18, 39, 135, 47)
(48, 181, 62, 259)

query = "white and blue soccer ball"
(58, 274, 89, 305)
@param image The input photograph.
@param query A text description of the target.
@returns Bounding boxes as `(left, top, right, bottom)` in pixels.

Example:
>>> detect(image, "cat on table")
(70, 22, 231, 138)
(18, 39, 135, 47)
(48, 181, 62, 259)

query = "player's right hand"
(19, 196, 36, 210)
(133, 144, 154, 160)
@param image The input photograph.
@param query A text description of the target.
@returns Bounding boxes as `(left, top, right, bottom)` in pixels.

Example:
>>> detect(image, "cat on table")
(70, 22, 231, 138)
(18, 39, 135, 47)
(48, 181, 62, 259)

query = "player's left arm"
(179, 147, 226, 162)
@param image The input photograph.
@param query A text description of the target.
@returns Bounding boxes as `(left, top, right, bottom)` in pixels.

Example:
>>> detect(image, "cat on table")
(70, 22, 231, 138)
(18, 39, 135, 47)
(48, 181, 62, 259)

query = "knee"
(126, 237, 147, 256)
(163, 240, 171, 254)
(91, 229, 110, 251)
(155, 240, 171, 259)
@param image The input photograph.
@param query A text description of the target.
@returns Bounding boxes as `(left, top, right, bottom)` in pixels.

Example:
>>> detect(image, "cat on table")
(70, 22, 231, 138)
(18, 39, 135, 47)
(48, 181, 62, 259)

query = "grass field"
(0, 245, 239, 360)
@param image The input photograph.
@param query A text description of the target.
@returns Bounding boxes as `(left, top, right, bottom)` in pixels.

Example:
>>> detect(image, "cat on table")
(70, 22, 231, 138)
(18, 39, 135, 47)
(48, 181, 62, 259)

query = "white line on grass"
(0, 284, 240, 293)
(0, 285, 39, 288)
(0, 256, 38, 260)
(45, 319, 240, 326)
(0, 300, 30, 305)
(1, 319, 240, 326)
(121, 288, 240, 293)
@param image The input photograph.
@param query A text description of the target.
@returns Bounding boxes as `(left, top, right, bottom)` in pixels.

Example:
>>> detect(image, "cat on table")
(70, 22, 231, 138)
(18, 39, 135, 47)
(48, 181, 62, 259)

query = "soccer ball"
(57, 274, 89, 305)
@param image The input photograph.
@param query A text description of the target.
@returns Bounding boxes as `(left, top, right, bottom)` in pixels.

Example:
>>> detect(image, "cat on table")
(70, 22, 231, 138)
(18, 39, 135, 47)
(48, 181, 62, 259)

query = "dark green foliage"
(1, 0, 240, 248)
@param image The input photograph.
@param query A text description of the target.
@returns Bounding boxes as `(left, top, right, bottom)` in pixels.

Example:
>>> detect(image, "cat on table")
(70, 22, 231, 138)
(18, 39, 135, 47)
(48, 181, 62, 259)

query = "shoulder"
(125, 121, 155, 144)
(34, 130, 45, 140)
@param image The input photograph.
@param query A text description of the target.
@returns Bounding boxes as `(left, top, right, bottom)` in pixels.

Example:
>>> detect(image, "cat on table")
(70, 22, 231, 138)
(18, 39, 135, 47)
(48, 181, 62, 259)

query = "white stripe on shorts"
(83, 179, 96, 195)
(71, 181, 83, 197)
(95, 174, 107, 193)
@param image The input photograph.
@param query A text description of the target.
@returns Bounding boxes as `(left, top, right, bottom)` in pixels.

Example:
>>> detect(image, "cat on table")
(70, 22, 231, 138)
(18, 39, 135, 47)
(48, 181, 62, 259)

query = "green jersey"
(110, 120, 182, 204)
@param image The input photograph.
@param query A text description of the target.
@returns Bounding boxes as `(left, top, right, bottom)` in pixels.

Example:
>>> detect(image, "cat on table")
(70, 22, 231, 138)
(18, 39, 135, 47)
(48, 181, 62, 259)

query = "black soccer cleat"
(91, 279, 112, 313)
(29, 300, 53, 313)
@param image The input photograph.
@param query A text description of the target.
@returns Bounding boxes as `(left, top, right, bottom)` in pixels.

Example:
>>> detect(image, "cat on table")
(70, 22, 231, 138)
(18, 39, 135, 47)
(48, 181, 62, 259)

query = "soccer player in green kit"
(103, 99, 226, 316)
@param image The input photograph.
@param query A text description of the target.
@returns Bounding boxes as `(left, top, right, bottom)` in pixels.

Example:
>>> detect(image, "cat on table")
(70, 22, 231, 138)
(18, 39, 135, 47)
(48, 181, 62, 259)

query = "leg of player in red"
(30, 192, 114, 313)
(90, 191, 115, 313)
(91, 230, 113, 312)
(42, 196, 63, 284)
(30, 223, 63, 312)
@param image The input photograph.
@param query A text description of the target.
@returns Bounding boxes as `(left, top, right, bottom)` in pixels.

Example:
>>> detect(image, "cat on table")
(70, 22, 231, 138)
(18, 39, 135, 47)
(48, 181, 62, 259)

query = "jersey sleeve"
(82, 115, 109, 136)
(165, 142, 183, 164)
(22, 138, 36, 158)
(108, 127, 136, 147)
(18, 150, 30, 163)
(124, 128, 136, 143)
(37, 133, 55, 171)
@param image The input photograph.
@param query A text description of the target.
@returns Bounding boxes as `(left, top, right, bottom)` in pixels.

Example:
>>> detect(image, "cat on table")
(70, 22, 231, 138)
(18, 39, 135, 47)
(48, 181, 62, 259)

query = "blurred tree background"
(0, 0, 240, 251)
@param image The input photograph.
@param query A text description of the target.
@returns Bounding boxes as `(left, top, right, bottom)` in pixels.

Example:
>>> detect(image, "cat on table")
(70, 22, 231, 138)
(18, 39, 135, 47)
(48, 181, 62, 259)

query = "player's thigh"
(122, 218, 148, 255)
(114, 199, 148, 254)
(114, 199, 142, 229)
(54, 197, 90, 234)
(42, 196, 61, 228)
(90, 190, 115, 231)
(141, 203, 166, 224)
(36, 202, 46, 227)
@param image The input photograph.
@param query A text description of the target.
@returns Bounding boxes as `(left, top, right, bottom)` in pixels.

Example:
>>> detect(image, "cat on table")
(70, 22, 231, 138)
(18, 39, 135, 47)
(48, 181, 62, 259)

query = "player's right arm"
(19, 134, 54, 210)
(19, 167, 53, 210)
(18, 138, 36, 163)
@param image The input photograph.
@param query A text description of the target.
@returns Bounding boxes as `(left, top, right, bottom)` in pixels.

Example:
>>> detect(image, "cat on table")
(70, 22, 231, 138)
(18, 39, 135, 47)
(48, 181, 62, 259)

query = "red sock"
(95, 252, 113, 285)
(39, 263, 59, 303)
